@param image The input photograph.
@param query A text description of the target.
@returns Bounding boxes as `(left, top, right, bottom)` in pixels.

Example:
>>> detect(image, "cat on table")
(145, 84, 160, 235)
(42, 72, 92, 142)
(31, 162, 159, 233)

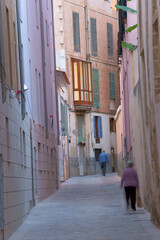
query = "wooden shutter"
(93, 116, 96, 137)
(91, 18, 98, 56)
(61, 102, 67, 136)
(92, 69, 100, 108)
(73, 12, 80, 52)
(77, 115, 83, 142)
(98, 116, 102, 138)
(109, 72, 116, 99)
(107, 23, 113, 58)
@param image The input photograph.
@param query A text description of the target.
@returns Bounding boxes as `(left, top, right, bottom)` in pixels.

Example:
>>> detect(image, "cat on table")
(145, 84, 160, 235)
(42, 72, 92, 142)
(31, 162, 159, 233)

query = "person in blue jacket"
(98, 150, 108, 176)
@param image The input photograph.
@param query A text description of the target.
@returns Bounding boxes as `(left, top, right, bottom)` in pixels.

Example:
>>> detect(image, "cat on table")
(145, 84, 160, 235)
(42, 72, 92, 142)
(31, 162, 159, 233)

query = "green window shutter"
(109, 72, 115, 99)
(61, 102, 67, 136)
(77, 115, 83, 143)
(107, 23, 113, 58)
(92, 69, 100, 108)
(73, 12, 80, 52)
(91, 18, 97, 56)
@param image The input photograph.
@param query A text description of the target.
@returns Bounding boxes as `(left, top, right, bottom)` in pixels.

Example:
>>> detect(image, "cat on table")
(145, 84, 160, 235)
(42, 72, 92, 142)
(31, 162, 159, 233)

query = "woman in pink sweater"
(121, 161, 139, 211)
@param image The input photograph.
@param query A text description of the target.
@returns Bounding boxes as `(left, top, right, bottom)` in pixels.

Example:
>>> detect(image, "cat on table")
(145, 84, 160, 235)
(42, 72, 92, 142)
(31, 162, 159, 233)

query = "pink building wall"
(119, 0, 137, 162)
(0, 1, 59, 239)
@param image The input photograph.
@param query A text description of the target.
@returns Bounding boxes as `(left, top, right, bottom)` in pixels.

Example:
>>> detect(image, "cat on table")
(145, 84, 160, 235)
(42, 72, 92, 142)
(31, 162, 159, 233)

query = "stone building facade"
(54, 0, 120, 177)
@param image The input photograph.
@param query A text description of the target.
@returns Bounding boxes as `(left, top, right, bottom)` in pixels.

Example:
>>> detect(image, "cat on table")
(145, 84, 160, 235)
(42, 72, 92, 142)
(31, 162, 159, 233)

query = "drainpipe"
(15, 0, 25, 120)
(0, 0, 6, 103)
(39, 0, 48, 138)
(84, 0, 90, 61)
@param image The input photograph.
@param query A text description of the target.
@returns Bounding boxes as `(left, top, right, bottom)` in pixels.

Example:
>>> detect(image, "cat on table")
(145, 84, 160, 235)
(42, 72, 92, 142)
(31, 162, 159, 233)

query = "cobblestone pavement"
(9, 173, 160, 240)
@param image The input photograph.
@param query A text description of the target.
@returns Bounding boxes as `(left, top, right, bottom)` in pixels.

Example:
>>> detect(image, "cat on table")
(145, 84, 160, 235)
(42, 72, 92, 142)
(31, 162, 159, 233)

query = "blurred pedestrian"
(120, 161, 139, 211)
(98, 150, 108, 176)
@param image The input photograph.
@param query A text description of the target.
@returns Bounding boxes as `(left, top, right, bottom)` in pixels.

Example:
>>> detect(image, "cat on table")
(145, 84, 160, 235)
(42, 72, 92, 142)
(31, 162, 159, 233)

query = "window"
(73, 12, 80, 52)
(61, 102, 67, 136)
(23, 131, 26, 166)
(109, 72, 115, 99)
(35, 69, 40, 121)
(46, 20, 50, 46)
(77, 115, 83, 143)
(0, 155, 4, 230)
(26, 0, 30, 40)
(35, 0, 39, 27)
(13, 22, 18, 90)
(6, 7, 13, 87)
(34, 147, 38, 196)
(39, 73, 43, 123)
(6, 118, 9, 161)
(46, 0, 49, 9)
(90, 18, 98, 56)
(110, 118, 116, 132)
(95, 149, 102, 161)
(107, 23, 114, 59)
(93, 116, 102, 143)
(72, 58, 93, 106)
(92, 69, 100, 108)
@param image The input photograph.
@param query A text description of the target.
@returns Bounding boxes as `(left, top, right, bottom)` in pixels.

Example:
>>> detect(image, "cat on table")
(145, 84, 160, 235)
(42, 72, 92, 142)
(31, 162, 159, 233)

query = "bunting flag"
(111, 0, 118, 11)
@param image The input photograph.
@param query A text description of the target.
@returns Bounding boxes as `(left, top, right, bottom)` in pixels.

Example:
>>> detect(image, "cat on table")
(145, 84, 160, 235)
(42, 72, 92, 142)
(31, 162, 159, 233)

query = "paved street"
(9, 174, 160, 240)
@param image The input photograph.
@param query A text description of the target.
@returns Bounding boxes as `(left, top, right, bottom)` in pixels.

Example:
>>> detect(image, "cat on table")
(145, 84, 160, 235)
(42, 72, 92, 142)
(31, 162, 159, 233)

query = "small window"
(110, 118, 116, 132)
(73, 12, 80, 52)
(90, 18, 98, 56)
(35, 0, 39, 27)
(23, 131, 26, 166)
(46, 20, 50, 46)
(0, 154, 4, 230)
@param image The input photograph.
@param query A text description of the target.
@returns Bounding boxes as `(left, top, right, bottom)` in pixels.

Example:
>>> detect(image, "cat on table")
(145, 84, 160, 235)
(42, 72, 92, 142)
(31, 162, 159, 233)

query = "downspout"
(39, 0, 48, 138)
(15, 0, 25, 120)
(0, 0, 6, 103)
(84, 0, 90, 61)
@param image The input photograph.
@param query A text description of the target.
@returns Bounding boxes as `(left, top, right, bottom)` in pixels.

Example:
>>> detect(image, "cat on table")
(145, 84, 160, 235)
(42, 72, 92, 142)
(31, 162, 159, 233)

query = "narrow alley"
(8, 174, 160, 240)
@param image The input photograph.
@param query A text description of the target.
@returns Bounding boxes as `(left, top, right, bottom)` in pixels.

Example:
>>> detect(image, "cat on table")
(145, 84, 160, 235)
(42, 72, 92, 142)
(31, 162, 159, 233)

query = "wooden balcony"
(72, 58, 93, 111)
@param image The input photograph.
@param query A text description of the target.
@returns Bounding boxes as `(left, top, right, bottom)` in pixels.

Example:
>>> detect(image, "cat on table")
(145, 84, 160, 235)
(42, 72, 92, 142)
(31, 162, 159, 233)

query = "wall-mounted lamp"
(24, 84, 28, 91)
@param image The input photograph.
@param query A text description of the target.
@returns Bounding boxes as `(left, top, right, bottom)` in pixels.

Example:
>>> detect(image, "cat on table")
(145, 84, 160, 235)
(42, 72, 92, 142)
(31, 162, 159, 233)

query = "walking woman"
(121, 161, 139, 211)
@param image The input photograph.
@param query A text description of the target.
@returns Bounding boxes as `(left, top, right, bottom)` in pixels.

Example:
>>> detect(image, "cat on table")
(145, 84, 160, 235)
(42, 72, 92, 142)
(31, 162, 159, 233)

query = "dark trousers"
(124, 186, 136, 210)
(100, 162, 106, 176)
